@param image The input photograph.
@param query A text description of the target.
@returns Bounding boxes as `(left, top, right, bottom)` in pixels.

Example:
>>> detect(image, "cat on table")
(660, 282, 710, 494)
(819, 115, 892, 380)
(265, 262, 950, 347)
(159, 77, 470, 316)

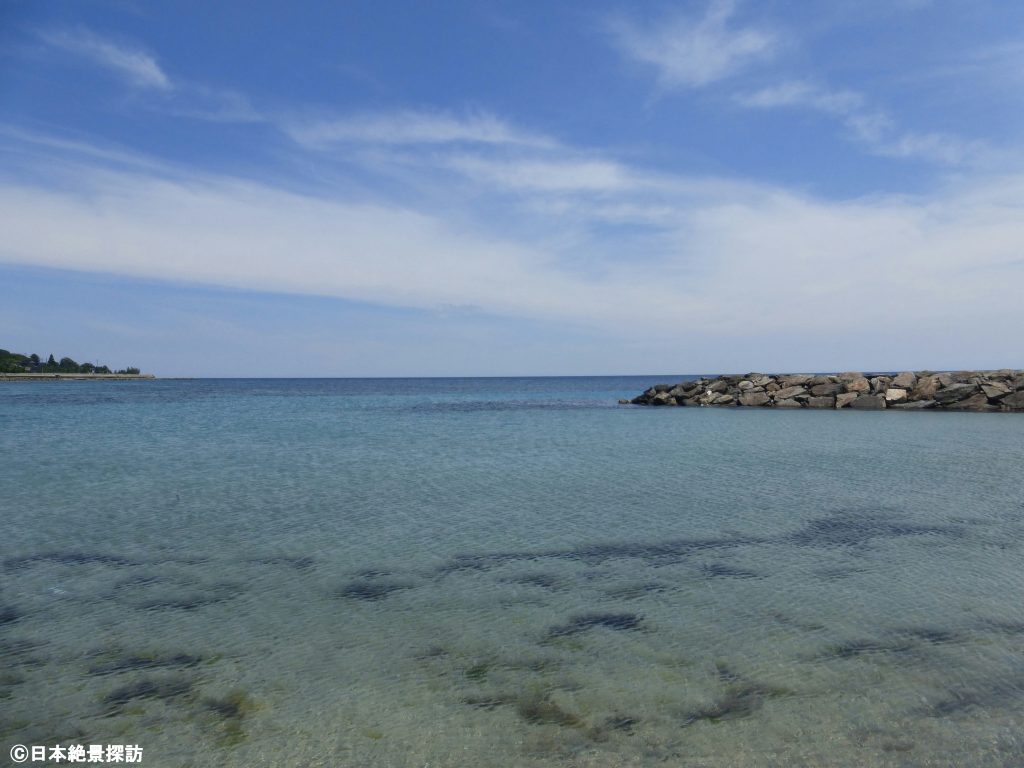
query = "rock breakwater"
(625, 370, 1024, 412)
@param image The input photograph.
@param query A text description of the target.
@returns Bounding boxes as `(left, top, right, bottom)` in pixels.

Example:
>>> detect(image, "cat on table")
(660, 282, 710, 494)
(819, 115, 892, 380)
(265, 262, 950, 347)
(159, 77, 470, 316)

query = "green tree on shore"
(0, 347, 140, 375)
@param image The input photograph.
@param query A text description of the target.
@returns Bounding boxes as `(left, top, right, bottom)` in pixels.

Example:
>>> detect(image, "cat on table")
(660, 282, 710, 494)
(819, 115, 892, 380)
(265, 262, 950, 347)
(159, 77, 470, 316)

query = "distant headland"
(0, 347, 152, 380)
(625, 370, 1024, 412)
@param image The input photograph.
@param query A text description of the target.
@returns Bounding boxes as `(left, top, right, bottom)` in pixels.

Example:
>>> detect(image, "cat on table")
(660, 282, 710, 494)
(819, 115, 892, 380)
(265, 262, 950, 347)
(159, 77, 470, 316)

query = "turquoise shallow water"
(2, 377, 1024, 767)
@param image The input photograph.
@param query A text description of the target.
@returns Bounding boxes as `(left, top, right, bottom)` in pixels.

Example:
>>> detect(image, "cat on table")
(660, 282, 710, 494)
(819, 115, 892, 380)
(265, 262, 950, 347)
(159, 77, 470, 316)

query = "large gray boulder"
(948, 393, 996, 411)
(870, 376, 893, 393)
(912, 375, 941, 399)
(850, 394, 886, 409)
(810, 382, 843, 396)
(779, 374, 813, 387)
(982, 383, 1011, 400)
(892, 371, 917, 389)
(739, 391, 771, 406)
(884, 388, 909, 404)
(774, 398, 803, 407)
(845, 377, 871, 393)
(889, 400, 937, 409)
(1001, 391, 1024, 409)
(836, 392, 859, 408)
(807, 396, 836, 408)
(934, 383, 978, 404)
(773, 385, 808, 401)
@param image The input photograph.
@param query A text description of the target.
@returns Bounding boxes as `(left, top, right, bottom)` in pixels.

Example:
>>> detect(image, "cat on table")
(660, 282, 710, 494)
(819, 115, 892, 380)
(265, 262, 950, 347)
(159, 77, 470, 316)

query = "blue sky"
(1, 0, 1022, 376)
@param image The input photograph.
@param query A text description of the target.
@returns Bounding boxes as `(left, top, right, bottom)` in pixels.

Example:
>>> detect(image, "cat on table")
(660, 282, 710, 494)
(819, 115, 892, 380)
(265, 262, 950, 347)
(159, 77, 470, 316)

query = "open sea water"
(2, 377, 1023, 767)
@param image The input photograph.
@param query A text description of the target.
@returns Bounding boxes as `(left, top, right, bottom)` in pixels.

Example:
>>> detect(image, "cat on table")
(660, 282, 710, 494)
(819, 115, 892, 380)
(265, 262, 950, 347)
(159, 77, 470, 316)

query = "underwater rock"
(102, 676, 193, 711)
(88, 651, 203, 676)
(604, 715, 639, 733)
(0, 605, 22, 625)
(547, 612, 643, 638)
(514, 692, 583, 728)
(700, 563, 760, 579)
(505, 573, 563, 590)
(337, 578, 413, 601)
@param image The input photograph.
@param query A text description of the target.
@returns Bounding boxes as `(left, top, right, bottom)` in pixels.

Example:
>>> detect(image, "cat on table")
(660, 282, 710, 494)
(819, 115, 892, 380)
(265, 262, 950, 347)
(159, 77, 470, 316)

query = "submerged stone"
(88, 652, 203, 676)
(546, 612, 643, 638)
(102, 677, 193, 710)
(680, 683, 771, 727)
(604, 715, 639, 733)
(337, 579, 412, 601)
(514, 693, 583, 728)
(0, 605, 22, 625)
(701, 563, 760, 579)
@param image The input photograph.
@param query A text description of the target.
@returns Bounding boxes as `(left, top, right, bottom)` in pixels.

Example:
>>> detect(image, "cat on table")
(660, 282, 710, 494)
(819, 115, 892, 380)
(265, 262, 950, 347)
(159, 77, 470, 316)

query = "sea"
(2, 377, 1023, 767)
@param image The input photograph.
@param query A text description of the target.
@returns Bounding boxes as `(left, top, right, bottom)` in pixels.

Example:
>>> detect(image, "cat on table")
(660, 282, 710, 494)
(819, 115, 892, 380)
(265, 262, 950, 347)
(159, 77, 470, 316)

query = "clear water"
(2, 377, 1023, 767)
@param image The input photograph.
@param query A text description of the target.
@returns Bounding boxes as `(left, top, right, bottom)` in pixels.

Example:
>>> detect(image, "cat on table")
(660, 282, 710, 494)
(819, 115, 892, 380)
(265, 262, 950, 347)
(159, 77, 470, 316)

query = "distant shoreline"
(0, 373, 156, 381)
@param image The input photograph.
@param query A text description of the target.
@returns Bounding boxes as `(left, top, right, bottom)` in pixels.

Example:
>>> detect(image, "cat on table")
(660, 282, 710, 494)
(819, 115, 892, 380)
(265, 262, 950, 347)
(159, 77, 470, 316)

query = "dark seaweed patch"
(0, 605, 22, 625)
(463, 694, 512, 710)
(0, 638, 47, 668)
(464, 662, 491, 682)
(4, 551, 137, 572)
(922, 674, 1024, 718)
(204, 689, 259, 719)
(137, 584, 241, 611)
(547, 612, 643, 638)
(604, 582, 667, 599)
(102, 677, 193, 712)
(505, 573, 563, 590)
(680, 683, 774, 726)
(354, 568, 393, 579)
(924, 688, 990, 717)
(604, 715, 639, 733)
(88, 652, 203, 676)
(337, 579, 412, 601)
(980, 619, 1024, 635)
(700, 563, 760, 579)
(414, 645, 450, 660)
(786, 511, 958, 549)
(202, 689, 259, 747)
(514, 693, 583, 728)
(896, 627, 961, 645)
(438, 536, 760, 575)
(714, 661, 742, 683)
(817, 638, 915, 660)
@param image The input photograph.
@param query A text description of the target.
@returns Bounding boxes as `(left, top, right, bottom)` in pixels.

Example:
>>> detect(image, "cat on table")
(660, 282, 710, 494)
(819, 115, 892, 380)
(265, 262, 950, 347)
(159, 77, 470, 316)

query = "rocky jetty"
(625, 370, 1024, 412)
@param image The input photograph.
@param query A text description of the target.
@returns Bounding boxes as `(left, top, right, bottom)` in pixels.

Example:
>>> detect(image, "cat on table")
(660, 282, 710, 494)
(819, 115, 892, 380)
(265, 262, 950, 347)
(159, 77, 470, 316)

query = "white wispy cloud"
(285, 110, 554, 149)
(737, 80, 985, 165)
(444, 155, 642, 193)
(1, 134, 1022, 370)
(608, 0, 777, 88)
(41, 28, 172, 90)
